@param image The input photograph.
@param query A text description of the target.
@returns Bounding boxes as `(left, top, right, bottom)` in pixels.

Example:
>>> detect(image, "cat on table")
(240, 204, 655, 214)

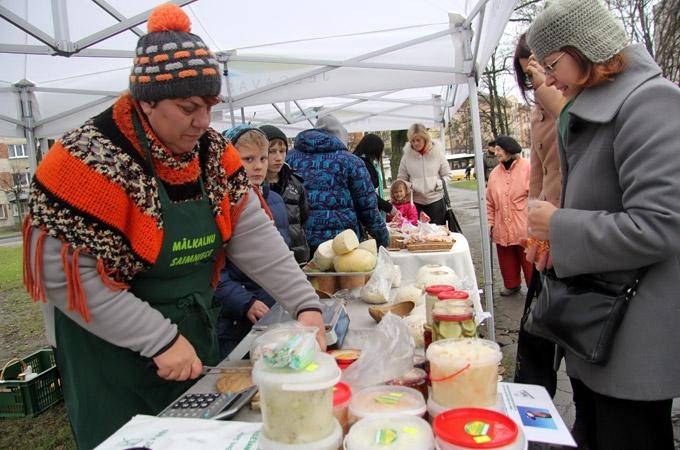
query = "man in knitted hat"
(523, 1, 680, 449)
(260, 124, 311, 264)
(24, 4, 324, 447)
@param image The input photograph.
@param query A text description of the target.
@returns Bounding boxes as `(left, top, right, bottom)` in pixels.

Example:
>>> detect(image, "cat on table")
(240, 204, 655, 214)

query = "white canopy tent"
(0, 0, 519, 339)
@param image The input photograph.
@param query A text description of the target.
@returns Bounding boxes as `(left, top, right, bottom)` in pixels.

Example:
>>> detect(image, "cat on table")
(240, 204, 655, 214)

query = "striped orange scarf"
(24, 94, 250, 321)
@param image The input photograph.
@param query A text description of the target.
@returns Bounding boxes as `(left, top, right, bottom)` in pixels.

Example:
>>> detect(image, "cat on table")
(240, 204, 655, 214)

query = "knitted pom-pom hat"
(527, 0, 629, 64)
(130, 3, 221, 101)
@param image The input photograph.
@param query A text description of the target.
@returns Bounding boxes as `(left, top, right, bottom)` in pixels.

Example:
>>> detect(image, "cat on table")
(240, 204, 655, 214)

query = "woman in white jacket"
(397, 123, 450, 225)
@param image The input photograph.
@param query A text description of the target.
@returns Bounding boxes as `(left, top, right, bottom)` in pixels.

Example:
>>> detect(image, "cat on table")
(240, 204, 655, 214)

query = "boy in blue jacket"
(216, 125, 292, 358)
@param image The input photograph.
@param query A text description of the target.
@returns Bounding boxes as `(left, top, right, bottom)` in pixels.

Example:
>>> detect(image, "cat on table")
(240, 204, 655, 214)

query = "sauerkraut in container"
(253, 352, 341, 445)
(426, 338, 501, 408)
(344, 416, 435, 450)
(348, 385, 426, 424)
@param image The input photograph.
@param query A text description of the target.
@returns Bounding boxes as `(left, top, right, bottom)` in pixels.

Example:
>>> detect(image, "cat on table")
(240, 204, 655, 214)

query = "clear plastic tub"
(433, 408, 526, 450)
(344, 415, 434, 450)
(426, 338, 501, 409)
(333, 382, 352, 435)
(259, 418, 343, 450)
(253, 352, 341, 445)
(348, 385, 426, 424)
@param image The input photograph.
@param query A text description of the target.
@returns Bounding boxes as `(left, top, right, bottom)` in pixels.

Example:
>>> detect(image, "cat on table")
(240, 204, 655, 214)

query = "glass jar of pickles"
(437, 289, 472, 306)
(424, 285, 455, 325)
(432, 302, 476, 341)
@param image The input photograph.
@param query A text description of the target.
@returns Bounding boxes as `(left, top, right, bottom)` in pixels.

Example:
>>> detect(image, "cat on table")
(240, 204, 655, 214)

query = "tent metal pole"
(271, 104, 292, 124)
(293, 100, 315, 127)
(467, 75, 495, 341)
(223, 63, 236, 128)
(232, 27, 455, 103)
(0, 5, 58, 50)
(16, 82, 38, 176)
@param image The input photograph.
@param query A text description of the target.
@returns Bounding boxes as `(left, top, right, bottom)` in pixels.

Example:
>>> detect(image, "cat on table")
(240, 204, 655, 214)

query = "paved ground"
(448, 184, 680, 449)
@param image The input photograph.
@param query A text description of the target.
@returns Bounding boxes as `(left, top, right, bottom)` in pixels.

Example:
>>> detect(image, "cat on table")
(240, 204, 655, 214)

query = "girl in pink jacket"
(387, 179, 419, 225)
(486, 135, 532, 296)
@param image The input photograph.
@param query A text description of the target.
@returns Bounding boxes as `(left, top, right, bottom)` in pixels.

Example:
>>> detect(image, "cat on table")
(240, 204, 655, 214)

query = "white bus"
(445, 153, 476, 181)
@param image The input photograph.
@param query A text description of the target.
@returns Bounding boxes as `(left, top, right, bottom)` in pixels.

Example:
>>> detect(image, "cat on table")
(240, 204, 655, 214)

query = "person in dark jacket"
(260, 124, 310, 264)
(483, 140, 498, 182)
(353, 133, 398, 218)
(287, 115, 389, 254)
(216, 124, 292, 357)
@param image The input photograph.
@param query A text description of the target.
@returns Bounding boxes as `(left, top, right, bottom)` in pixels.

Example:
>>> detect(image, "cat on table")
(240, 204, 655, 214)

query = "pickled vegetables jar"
(424, 285, 455, 325)
(432, 302, 476, 341)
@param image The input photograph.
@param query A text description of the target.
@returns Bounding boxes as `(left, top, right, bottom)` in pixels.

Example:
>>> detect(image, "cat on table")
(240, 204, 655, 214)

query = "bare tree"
(654, 0, 680, 84)
(389, 130, 408, 181)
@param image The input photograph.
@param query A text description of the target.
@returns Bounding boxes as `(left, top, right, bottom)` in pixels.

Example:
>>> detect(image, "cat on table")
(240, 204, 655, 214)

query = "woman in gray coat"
(525, 0, 680, 449)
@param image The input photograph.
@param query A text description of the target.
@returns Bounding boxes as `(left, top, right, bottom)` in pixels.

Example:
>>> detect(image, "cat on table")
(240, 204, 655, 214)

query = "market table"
(388, 232, 490, 323)
(389, 232, 476, 290)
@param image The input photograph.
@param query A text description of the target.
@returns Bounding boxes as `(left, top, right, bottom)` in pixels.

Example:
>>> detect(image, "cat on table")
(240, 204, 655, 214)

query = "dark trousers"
(514, 267, 557, 396)
(415, 198, 446, 225)
(570, 377, 674, 450)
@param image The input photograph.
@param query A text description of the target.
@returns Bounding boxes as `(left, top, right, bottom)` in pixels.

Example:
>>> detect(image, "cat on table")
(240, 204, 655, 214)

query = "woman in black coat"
(353, 134, 396, 218)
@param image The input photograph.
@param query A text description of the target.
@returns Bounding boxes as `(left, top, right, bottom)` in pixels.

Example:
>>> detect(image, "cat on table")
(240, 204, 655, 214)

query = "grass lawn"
(450, 179, 478, 191)
(0, 246, 76, 450)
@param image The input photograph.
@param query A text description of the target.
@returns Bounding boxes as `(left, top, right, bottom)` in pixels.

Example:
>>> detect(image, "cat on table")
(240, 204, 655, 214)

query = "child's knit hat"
(129, 3, 221, 101)
(527, 0, 628, 63)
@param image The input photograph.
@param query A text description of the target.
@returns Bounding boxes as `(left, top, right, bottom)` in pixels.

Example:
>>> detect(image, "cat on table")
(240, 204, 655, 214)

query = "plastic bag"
(359, 247, 395, 304)
(250, 324, 320, 367)
(341, 313, 415, 390)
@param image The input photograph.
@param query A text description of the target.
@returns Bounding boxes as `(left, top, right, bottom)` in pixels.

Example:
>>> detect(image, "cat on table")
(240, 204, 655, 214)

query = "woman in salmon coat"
(486, 135, 532, 296)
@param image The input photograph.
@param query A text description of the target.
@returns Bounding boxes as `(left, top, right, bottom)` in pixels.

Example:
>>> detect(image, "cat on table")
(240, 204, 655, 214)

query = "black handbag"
(524, 267, 646, 365)
(514, 267, 557, 397)
(440, 177, 463, 234)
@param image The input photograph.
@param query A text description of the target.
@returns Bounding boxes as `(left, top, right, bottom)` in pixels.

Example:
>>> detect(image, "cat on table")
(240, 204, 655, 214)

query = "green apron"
(54, 115, 223, 449)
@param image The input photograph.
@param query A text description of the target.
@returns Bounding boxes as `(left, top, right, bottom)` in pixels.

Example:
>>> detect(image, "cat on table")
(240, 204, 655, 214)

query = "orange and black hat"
(129, 3, 221, 102)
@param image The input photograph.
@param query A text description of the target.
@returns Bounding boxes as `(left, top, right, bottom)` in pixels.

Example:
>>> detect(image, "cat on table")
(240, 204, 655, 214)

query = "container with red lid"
(432, 303, 476, 341)
(433, 408, 526, 450)
(328, 348, 360, 371)
(438, 289, 473, 305)
(425, 285, 456, 325)
(332, 381, 352, 434)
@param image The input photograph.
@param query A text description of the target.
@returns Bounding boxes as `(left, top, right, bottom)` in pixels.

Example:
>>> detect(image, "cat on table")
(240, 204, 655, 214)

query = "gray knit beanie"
(315, 115, 349, 146)
(130, 3, 221, 101)
(527, 0, 629, 63)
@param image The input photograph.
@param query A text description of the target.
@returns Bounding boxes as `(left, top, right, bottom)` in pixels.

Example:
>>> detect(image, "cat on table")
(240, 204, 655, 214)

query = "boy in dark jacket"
(260, 124, 310, 265)
(216, 125, 292, 358)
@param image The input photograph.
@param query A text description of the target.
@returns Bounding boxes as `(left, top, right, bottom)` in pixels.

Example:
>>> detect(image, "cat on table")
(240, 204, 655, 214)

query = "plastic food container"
(427, 394, 504, 423)
(333, 382, 352, 435)
(329, 349, 361, 371)
(348, 385, 426, 424)
(432, 304, 475, 341)
(259, 418, 343, 450)
(426, 338, 502, 409)
(344, 415, 434, 450)
(253, 352, 341, 445)
(433, 408, 526, 450)
(424, 285, 455, 325)
(387, 367, 429, 400)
